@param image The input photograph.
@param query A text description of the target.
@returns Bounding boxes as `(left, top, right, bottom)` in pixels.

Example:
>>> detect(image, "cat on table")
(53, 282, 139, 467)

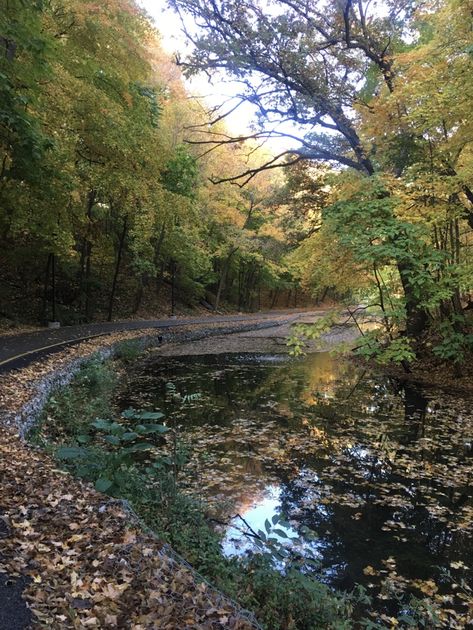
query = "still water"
(119, 352, 473, 616)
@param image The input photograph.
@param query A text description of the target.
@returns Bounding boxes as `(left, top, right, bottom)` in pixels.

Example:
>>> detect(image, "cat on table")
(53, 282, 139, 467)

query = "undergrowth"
(29, 356, 117, 446)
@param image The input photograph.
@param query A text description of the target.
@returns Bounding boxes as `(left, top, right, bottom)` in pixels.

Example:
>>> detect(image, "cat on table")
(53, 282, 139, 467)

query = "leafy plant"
(432, 318, 473, 364)
(354, 331, 416, 366)
(287, 311, 341, 357)
(55, 407, 172, 494)
(114, 340, 143, 363)
(29, 357, 117, 444)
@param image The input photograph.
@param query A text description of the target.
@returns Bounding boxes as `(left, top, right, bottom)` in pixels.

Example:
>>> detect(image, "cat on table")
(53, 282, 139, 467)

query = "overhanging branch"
(209, 151, 305, 186)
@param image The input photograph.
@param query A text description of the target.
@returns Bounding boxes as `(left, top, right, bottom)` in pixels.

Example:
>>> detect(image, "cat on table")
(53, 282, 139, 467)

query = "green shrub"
(114, 340, 143, 363)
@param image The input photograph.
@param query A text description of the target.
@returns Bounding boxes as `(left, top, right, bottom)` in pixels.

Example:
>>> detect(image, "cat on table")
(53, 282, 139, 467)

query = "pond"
(118, 351, 473, 619)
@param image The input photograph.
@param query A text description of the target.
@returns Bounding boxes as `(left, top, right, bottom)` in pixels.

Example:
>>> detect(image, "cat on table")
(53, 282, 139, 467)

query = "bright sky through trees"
(139, 0, 301, 151)
(140, 0, 392, 154)
(139, 0, 255, 132)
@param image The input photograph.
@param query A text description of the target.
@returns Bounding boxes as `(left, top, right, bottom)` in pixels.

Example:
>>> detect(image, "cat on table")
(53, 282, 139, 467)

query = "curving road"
(0, 310, 323, 373)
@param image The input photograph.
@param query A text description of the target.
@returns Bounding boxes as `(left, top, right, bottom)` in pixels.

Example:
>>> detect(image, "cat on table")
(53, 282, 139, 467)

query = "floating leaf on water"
(122, 432, 139, 442)
(91, 419, 111, 430)
(104, 435, 121, 446)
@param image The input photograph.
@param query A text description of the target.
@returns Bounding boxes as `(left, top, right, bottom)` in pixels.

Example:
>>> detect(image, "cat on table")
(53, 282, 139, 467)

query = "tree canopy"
(2, 0, 473, 366)
(169, 0, 473, 363)
(0, 0, 300, 324)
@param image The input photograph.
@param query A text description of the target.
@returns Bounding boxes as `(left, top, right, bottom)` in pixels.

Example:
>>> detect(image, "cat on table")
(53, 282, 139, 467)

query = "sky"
(138, 0, 393, 158)
(139, 0, 258, 137)
(138, 0, 302, 157)
(139, 1, 188, 54)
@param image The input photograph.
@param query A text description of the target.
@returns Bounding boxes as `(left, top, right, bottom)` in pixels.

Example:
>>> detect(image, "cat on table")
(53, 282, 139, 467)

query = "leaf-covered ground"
(0, 428, 256, 628)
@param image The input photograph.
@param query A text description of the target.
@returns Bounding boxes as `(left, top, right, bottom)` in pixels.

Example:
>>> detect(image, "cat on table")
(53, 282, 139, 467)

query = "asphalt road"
(0, 310, 312, 373)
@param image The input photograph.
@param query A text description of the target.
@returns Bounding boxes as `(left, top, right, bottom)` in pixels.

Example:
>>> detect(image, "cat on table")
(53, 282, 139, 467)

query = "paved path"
(0, 310, 319, 373)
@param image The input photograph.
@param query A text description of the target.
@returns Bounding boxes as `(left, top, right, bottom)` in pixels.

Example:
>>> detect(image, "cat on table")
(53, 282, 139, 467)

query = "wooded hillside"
(3, 0, 473, 367)
(170, 0, 473, 366)
(0, 0, 307, 326)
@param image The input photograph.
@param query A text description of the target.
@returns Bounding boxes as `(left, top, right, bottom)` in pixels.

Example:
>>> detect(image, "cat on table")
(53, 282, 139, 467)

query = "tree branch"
(210, 152, 305, 186)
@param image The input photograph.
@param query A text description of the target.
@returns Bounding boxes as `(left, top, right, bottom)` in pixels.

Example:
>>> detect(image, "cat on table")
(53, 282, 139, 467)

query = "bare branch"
(185, 98, 248, 131)
(210, 151, 303, 186)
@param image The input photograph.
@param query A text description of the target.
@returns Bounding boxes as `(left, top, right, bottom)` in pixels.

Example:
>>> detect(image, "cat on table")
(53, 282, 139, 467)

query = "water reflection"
(118, 352, 473, 618)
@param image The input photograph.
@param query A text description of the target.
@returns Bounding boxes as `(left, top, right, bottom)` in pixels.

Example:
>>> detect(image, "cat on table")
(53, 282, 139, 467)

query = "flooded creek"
(118, 351, 473, 617)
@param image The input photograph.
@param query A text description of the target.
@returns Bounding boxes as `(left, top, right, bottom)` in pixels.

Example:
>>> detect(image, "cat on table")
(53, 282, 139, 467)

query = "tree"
(168, 0, 464, 340)
(0, 0, 309, 323)
(0, 0, 53, 188)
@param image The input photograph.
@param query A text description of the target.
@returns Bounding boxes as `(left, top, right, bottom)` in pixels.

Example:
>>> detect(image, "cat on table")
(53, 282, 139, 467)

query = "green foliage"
(0, 0, 297, 323)
(114, 340, 143, 363)
(238, 557, 364, 630)
(135, 83, 162, 128)
(162, 144, 198, 198)
(0, 0, 53, 180)
(432, 318, 473, 364)
(325, 178, 442, 303)
(56, 407, 171, 495)
(354, 331, 416, 365)
(287, 311, 341, 356)
(30, 357, 117, 444)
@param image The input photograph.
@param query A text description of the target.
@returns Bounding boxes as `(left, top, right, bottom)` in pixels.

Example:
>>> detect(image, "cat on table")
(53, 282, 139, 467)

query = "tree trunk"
(107, 216, 128, 322)
(156, 261, 165, 299)
(84, 241, 92, 321)
(152, 223, 166, 300)
(238, 266, 243, 310)
(170, 259, 176, 316)
(214, 247, 238, 311)
(245, 268, 256, 310)
(80, 191, 96, 320)
(319, 286, 329, 304)
(397, 261, 429, 337)
(42, 253, 52, 323)
(133, 276, 145, 314)
(154, 223, 166, 263)
(51, 253, 57, 321)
